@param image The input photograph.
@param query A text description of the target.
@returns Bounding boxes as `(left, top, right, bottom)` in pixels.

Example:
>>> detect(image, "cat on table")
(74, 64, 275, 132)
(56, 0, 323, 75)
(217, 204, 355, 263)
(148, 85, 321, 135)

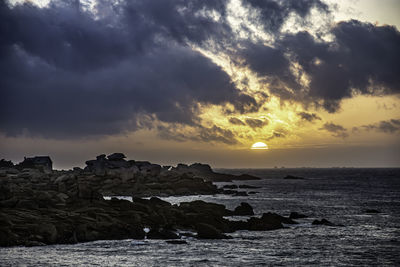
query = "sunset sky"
(1, 0, 399, 169)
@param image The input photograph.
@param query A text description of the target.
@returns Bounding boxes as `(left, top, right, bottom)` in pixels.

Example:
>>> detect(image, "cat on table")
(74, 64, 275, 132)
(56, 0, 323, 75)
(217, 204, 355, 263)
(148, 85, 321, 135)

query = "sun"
(251, 142, 268, 150)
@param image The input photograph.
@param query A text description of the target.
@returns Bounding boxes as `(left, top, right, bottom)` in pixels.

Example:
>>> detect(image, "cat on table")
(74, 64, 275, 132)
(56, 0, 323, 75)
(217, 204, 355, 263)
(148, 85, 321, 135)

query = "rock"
(289, 212, 307, 219)
(233, 202, 254, 216)
(246, 212, 297, 231)
(6, 168, 19, 175)
(36, 223, 58, 244)
(365, 209, 380, 214)
(283, 175, 305, 180)
(179, 200, 230, 217)
(196, 223, 230, 239)
(107, 153, 126, 161)
(238, 185, 261, 189)
(223, 184, 238, 189)
(312, 219, 335, 226)
(147, 228, 179, 239)
(166, 240, 187, 244)
(0, 159, 14, 168)
(234, 191, 248, 196)
(24, 241, 47, 247)
(139, 164, 161, 176)
(234, 174, 260, 181)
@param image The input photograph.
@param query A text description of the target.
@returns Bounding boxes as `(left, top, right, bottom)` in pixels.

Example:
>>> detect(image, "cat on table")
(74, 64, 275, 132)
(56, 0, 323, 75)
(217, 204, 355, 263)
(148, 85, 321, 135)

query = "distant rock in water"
(364, 209, 380, 214)
(289, 212, 307, 219)
(171, 163, 260, 182)
(238, 185, 261, 189)
(283, 175, 305, 180)
(312, 219, 337, 226)
(233, 202, 254, 216)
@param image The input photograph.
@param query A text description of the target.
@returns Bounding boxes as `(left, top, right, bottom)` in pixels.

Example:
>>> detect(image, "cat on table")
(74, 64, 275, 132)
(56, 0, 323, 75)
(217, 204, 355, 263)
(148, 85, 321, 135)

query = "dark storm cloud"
(0, 0, 257, 138)
(157, 124, 238, 145)
(297, 112, 321, 122)
(362, 119, 400, 134)
(242, 20, 400, 112)
(229, 117, 246, 126)
(243, 0, 328, 33)
(321, 122, 348, 138)
(2, 0, 400, 141)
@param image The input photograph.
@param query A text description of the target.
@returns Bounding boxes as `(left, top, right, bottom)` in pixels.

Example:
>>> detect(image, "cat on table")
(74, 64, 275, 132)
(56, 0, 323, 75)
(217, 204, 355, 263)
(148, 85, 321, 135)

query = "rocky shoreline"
(0, 154, 338, 247)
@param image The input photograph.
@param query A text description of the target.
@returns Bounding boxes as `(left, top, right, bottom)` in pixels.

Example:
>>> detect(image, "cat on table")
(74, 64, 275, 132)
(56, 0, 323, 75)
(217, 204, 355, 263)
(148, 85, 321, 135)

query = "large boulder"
(196, 223, 230, 239)
(233, 202, 254, 216)
(107, 153, 126, 161)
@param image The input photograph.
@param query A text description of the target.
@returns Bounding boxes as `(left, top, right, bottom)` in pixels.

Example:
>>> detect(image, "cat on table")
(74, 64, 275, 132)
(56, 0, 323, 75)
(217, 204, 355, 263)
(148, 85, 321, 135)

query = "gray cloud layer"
(0, 0, 256, 138)
(1, 0, 399, 140)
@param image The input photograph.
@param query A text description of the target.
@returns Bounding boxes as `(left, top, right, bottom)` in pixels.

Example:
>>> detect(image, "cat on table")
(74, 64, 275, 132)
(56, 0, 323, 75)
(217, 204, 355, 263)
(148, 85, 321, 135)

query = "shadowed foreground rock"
(0, 183, 300, 247)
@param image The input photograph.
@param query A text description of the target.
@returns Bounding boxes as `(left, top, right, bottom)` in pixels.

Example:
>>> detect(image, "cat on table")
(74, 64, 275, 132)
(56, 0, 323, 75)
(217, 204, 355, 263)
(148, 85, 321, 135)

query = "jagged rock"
(233, 202, 254, 216)
(196, 223, 230, 239)
(245, 212, 297, 231)
(312, 219, 335, 226)
(139, 164, 161, 176)
(107, 153, 126, 161)
(0, 159, 14, 168)
(147, 228, 179, 239)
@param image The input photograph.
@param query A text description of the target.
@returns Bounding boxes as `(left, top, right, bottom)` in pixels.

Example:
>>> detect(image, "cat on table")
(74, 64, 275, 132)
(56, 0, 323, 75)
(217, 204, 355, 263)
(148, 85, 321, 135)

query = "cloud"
(229, 117, 246, 126)
(0, 0, 258, 138)
(297, 111, 321, 122)
(245, 118, 268, 129)
(241, 20, 400, 112)
(157, 124, 238, 145)
(1, 0, 400, 142)
(266, 130, 286, 141)
(321, 122, 348, 138)
(243, 0, 328, 33)
(362, 119, 400, 134)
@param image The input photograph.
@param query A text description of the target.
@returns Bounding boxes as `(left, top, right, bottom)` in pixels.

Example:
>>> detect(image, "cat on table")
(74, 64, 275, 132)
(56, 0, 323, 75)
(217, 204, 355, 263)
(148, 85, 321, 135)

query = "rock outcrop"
(0, 182, 301, 247)
(171, 163, 260, 182)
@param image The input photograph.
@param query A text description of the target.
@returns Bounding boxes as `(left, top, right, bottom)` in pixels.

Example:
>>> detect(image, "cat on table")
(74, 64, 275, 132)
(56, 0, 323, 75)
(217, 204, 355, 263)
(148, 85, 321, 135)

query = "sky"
(1, 0, 399, 169)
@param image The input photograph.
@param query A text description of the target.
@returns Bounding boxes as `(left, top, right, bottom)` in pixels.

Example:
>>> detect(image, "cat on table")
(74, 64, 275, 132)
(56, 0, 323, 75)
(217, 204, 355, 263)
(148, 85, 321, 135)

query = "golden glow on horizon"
(251, 142, 268, 150)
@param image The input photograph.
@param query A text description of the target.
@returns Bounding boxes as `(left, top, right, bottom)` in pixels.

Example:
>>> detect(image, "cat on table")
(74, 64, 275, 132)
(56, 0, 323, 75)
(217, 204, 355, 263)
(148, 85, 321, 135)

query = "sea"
(1, 168, 399, 266)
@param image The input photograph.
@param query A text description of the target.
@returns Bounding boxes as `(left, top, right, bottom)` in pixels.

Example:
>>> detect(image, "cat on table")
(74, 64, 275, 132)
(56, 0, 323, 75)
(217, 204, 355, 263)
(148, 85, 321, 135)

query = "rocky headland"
(0, 154, 337, 247)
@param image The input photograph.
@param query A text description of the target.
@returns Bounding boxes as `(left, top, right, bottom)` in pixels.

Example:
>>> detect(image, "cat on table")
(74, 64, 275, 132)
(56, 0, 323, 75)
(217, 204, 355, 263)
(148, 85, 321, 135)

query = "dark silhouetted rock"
(147, 228, 179, 239)
(365, 209, 380, 214)
(196, 223, 230, 239)
(234, 191, 248, 196)
(289, 212, 307, 219)
(283, 175, 305, 180)
(312, 219, 335, 226)
(233, 202, 254, 216)
(107, 153, 126, 161)
(238, 185, 261, 189)
(223, 184, 238, 189)
(166, 240, 187, 244)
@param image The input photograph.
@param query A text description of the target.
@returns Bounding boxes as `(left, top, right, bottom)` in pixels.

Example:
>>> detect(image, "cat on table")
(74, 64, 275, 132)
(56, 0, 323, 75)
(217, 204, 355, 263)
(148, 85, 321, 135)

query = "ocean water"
(1, 168, 400, 266)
